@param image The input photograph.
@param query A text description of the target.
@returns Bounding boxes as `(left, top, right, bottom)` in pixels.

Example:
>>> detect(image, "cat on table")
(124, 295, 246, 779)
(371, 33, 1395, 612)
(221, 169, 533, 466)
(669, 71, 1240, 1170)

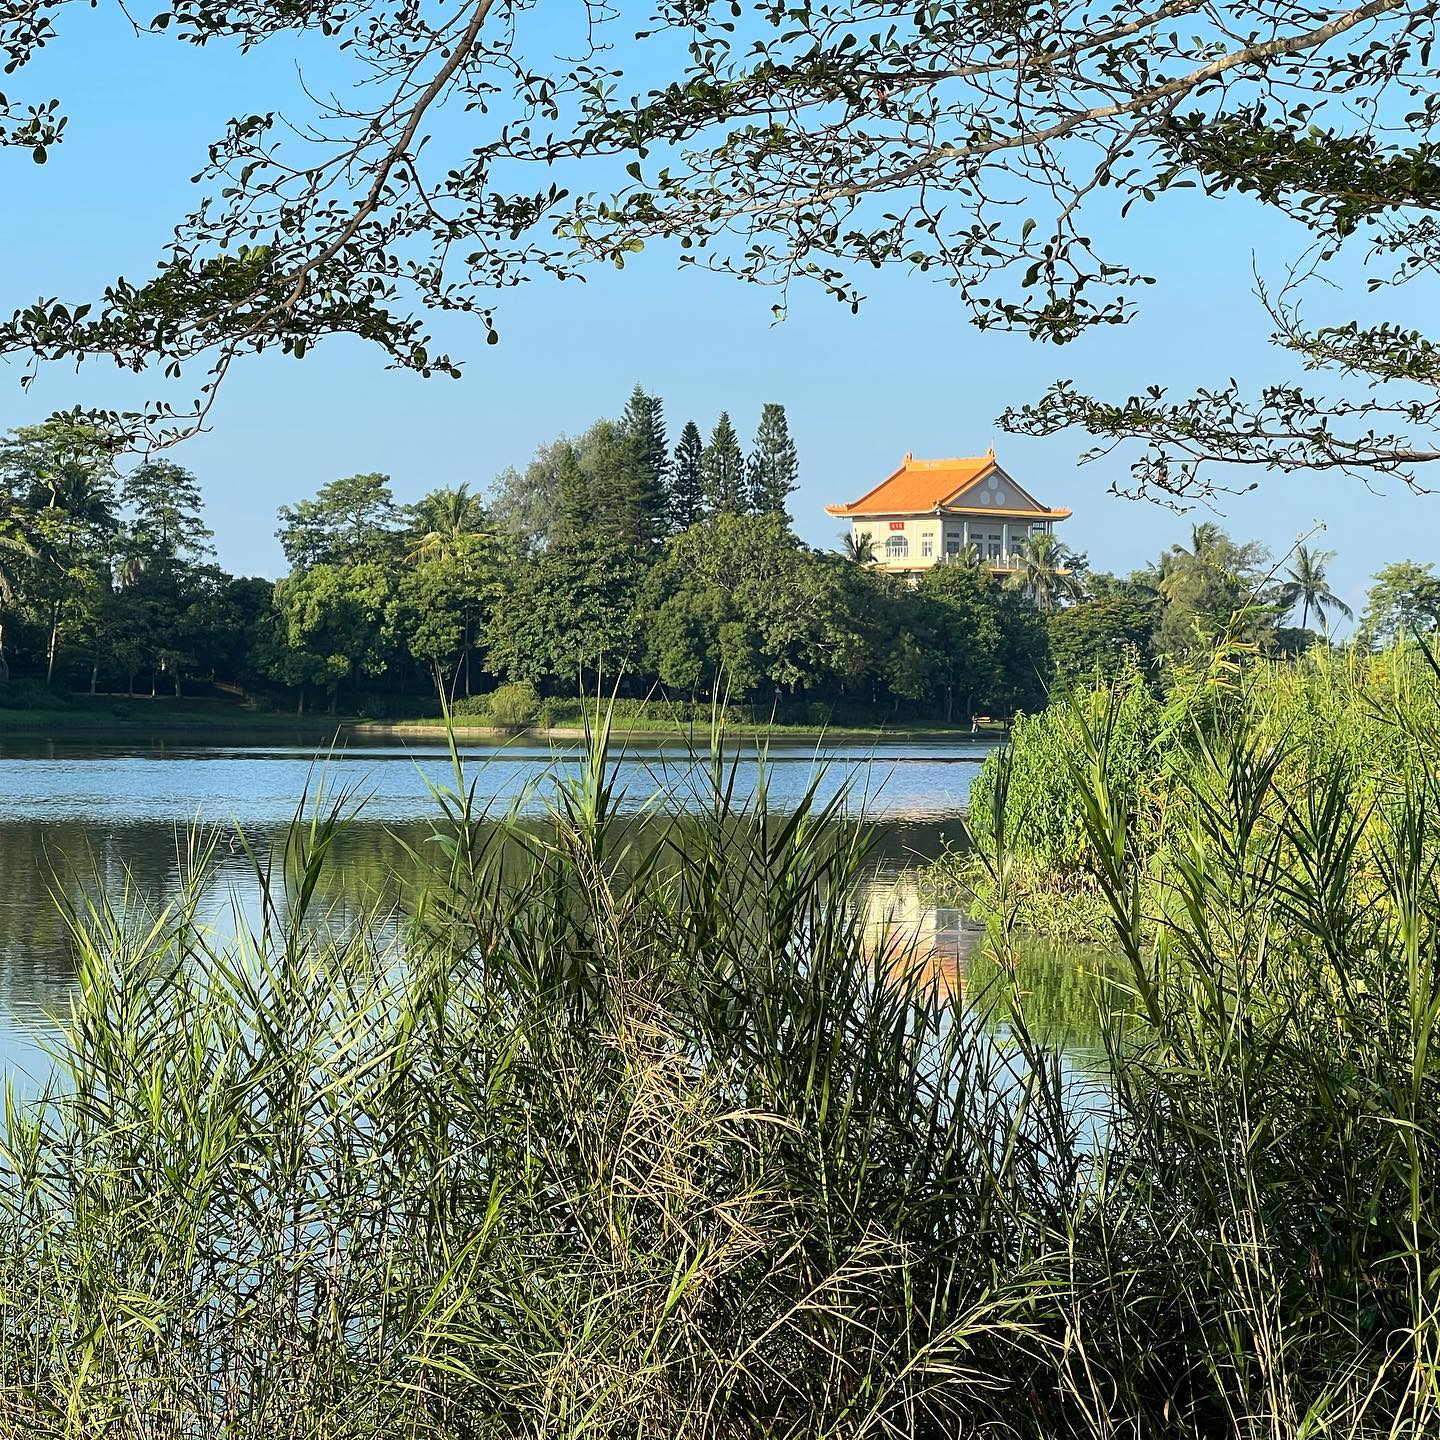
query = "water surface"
(0, 728, 1112, 1084)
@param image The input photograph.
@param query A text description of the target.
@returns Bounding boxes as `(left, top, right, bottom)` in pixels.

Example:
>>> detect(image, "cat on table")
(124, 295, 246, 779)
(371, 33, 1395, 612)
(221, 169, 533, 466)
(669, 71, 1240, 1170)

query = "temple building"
(827, 450, 1072, 576)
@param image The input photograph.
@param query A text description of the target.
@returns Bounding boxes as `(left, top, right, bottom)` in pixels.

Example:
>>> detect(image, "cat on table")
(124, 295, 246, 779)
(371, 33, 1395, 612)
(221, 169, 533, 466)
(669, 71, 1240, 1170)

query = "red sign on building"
(889, 521, 905, 530)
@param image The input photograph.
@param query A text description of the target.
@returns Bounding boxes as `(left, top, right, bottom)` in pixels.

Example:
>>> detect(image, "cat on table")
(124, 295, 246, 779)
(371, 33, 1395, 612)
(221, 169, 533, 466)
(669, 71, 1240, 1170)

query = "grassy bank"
(921, 642, 1440, 940)
(0, 686, 1004, 742)
(1, 712, 1437, 1437)
(357, 692, 1004, 741)
(0, 692, 356, 734)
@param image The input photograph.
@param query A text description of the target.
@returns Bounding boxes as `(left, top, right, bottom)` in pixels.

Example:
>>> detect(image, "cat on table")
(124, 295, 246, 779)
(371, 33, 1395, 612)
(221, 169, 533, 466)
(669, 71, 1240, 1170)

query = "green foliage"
(6, 707, 1440, 1435)
(699, 412, 747, 517)
(484, 678, 540, 728)
(0, 677, 71, 711)
(669, 420, 705, 533)
(1358, 560, 1440, 648)
(746, 402, 798, 518)
(485, 536, 644, 688)
(1048, 582, 1159, 689)
(1004, 532, 1085, 611)
(276, 473, 401, 570)
(262, 563, 396, 710)
(621, 384, 669, 538)
(969, 642, 1440, 938)
(1278, 544, 1351, 632)
(642, 513, 857, 699)
(969, 662, 1162, 873)
(1153, 522, 1276, 658)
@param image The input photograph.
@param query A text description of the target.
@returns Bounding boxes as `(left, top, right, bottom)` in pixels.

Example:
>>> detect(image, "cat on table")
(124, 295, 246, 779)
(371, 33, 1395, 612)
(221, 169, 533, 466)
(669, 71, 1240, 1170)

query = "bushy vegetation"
(17, 398, 1433, 729)
(1, 706, 1438, 1438)
(933, 639, 1440, 944)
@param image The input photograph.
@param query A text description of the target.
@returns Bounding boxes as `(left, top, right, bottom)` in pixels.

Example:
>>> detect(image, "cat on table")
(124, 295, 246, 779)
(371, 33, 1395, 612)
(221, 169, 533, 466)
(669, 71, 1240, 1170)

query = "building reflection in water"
(858, 872, 1120, 1076)
(860, 875, 983, 1002)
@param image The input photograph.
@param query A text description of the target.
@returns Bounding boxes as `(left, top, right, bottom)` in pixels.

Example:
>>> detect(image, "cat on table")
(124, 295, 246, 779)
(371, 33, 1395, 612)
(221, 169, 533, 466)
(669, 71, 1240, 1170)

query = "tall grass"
(0, 698, 1436, 1437)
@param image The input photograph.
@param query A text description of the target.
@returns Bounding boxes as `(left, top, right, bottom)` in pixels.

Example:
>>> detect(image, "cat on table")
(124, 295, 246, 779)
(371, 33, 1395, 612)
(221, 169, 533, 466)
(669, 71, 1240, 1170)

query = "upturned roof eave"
(831, 504, 1073, 520)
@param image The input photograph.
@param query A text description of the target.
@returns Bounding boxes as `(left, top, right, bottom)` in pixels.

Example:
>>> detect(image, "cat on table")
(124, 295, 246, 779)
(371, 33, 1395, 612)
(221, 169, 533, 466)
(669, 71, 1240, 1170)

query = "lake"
(0, 728, 1111, 1082)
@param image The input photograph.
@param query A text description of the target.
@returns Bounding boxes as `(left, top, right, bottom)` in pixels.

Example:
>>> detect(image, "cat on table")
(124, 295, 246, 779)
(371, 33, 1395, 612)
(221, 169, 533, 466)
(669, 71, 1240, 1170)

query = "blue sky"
(2, 6, 1435, 621)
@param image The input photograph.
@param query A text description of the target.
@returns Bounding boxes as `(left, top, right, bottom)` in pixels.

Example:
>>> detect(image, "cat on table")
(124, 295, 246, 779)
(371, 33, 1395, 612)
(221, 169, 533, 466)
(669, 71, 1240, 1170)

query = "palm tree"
(842, 531, 877, 565)
(1279, 545, 1353, 633)
(34, 471, 117, 685)
(407, 484, 489, 564)
(1006, 532, 1086, 611)
(1182, 521, 1225, 564)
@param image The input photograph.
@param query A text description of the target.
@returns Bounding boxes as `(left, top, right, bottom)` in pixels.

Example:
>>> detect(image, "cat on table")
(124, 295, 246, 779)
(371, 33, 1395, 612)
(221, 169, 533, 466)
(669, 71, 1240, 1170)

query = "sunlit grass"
(0, 693, 1436, 1437)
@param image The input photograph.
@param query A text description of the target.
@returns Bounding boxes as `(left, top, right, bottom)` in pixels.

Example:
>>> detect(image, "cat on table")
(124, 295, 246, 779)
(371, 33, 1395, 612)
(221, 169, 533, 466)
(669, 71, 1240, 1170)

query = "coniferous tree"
(551, 443, 589, 547)
(670, 421, 705, 532)
(747, 403, 799, 519)
(586, 419, 664, 550)
(700, 412, 747, 516)
(621, 385, 669, 532)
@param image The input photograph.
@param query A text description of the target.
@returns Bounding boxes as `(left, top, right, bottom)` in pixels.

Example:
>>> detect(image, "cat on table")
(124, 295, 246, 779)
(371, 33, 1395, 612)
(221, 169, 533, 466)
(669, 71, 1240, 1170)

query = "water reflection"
(859, 876, 1120, 1068)
(0, 731, 1114, 1088)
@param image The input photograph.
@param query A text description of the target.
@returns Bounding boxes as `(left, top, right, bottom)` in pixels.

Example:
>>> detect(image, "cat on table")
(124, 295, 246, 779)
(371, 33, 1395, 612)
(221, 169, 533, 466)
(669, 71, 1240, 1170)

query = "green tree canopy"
(484, 537, 644, 688)
(277, 474, 402, 571)
(263, 562, 397, 711)
(1358, 562, 1440, 649)
(1152, 525, 1275, 659)
(669, 422, 705, 534)
(642, 514, 853, 698)
(1048, 579, 1162, 690)
(747, 404, 799, 520)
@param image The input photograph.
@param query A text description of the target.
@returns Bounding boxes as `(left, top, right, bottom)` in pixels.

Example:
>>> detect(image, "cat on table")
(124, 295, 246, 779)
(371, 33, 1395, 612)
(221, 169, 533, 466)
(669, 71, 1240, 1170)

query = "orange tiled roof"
(826, 451, 1070, 519)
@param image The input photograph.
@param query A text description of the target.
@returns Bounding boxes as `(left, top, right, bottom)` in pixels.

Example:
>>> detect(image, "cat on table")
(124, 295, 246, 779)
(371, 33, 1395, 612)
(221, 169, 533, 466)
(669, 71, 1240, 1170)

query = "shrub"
(484, 679, 540, 729)
(0, 679, 66, 712)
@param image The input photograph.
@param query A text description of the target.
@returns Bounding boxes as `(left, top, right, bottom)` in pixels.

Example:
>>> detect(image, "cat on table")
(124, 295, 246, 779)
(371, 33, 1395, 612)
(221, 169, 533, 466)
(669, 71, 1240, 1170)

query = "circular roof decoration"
(987, 475, 998, 490)
(978, 491, 990, 504)
(995, 490, 1007, 506)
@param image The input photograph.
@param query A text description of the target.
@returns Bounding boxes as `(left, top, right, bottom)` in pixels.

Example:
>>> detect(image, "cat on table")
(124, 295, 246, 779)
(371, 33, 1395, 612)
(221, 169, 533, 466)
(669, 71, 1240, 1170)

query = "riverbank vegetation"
(5, 404, 1436, 729)
(1, 711, 1436, 1438)
(925, 637, 1440, 942)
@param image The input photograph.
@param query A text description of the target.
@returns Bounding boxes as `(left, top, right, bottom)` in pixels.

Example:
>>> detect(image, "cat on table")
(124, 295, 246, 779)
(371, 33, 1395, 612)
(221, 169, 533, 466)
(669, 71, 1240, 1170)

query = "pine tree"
(670, 421, 705, 532)
(585, 419, 663, 550)
(621, 384, 669, 534)
(551, 443, 589, 546)
(700, 412, 747, 516)
(747, 402, 798, 519)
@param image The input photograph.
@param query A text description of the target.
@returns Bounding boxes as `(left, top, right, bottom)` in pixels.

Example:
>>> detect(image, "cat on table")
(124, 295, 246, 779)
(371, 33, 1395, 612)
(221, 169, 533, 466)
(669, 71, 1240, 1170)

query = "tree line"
(0, 395, 1436, 721)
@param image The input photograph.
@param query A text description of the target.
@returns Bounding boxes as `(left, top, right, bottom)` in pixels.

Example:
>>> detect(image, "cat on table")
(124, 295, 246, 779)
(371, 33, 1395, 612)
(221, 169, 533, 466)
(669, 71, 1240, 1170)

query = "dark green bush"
(0, 679, 67, 711)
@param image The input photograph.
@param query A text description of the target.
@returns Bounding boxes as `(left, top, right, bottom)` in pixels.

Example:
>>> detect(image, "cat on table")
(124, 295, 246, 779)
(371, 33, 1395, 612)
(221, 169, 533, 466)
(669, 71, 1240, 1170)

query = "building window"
(886, 534, 909, 561)
(987, 535, 1002, 561)
(945, 536, 961, 556)
(921, 537, 935, 558)
(1030, 522, 1047, 537)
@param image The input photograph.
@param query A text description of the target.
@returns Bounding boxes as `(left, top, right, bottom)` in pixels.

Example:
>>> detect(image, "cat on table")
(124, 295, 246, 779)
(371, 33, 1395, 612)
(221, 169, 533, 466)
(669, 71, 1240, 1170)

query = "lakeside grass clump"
(0, 710, 1438, 1437)
(922, 641, 1440, 940)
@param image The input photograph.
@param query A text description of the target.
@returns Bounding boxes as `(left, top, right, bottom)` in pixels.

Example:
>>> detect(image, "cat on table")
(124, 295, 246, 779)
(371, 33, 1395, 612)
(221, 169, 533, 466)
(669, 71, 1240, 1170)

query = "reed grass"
(0, 697, 1436, 1438)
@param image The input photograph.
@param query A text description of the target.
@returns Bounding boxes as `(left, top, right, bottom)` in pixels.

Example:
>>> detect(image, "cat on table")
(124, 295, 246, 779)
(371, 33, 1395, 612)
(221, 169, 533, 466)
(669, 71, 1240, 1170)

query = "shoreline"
(0, 694, 1008, 744)
(352, 719, 1006, 743)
